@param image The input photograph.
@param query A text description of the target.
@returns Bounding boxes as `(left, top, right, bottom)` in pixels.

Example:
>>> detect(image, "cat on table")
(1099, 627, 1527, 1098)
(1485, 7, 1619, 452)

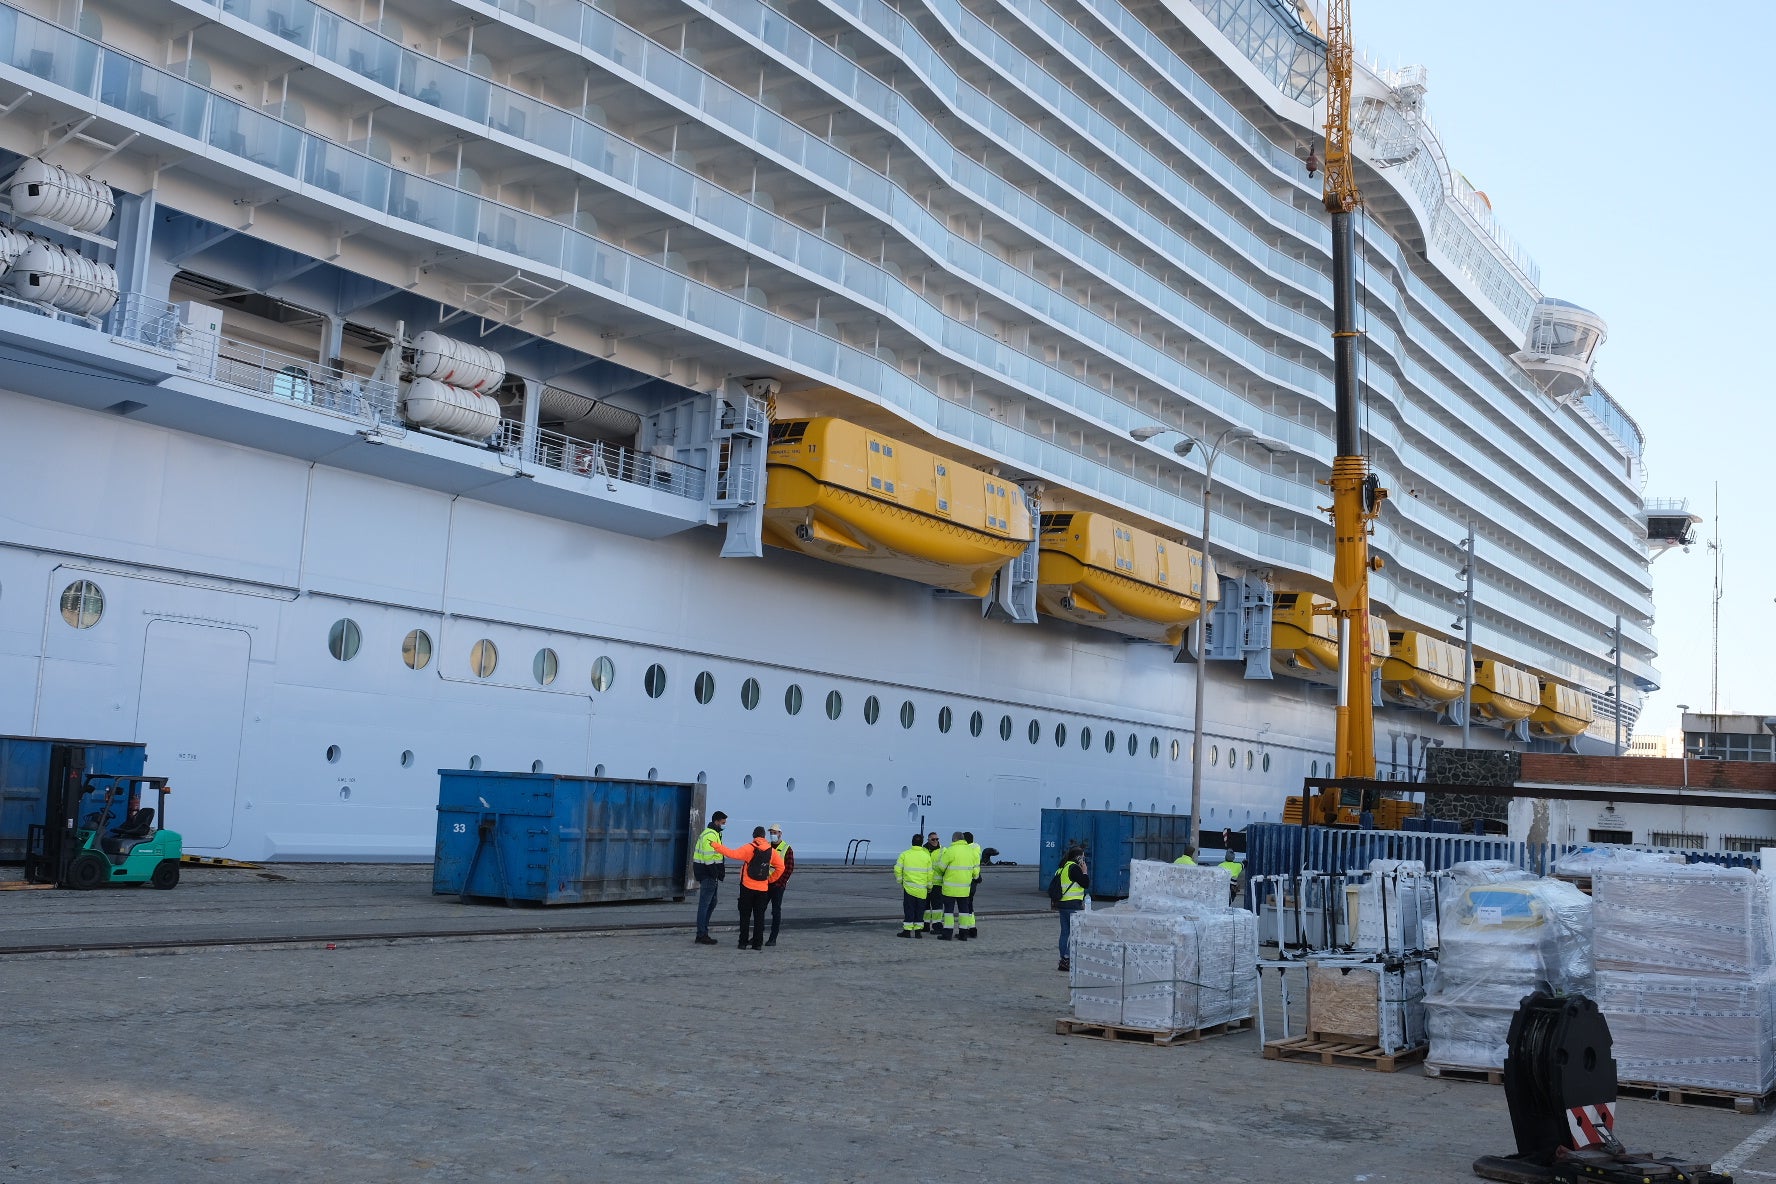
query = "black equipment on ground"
(1473, 990, 1731, 1184)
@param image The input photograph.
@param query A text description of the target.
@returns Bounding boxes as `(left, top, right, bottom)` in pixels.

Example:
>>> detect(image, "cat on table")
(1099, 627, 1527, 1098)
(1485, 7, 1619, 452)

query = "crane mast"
(1322, 0, 1383, 779)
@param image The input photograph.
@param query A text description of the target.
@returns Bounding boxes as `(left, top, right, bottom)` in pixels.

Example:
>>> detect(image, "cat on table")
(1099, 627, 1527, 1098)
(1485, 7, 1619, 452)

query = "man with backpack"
(713, 825, 786, 951)
(1051, 845, 1089, 972)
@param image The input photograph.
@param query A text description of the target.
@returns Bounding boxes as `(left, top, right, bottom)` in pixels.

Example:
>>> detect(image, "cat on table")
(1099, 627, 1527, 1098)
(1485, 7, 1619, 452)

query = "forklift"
(24, 773, 182, 889)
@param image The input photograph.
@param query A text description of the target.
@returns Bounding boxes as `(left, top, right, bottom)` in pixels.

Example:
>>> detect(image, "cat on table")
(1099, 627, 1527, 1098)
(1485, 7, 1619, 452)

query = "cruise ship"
(0, 0, 1666, 862)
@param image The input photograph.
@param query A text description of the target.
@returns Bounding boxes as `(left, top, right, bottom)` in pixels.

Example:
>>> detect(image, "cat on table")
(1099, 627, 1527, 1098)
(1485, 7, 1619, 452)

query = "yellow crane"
(1315, 0, 1384, 781)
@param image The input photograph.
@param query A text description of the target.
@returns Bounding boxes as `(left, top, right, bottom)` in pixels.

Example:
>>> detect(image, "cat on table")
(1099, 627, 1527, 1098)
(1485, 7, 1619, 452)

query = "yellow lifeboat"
(1529, 680, 1595, 738)
(1470, 659, 1538, 724)
(1380, 631, 1469, 706)
(763, 418, 1033, 596)
(1035, 512, 1204, 645)
(1268, 593, 1388, 686)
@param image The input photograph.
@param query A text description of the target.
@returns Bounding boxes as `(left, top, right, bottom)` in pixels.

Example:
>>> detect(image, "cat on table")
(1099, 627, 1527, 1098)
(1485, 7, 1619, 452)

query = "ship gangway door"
(985, 485, 1040, 624)
(712, 378, 771, 559)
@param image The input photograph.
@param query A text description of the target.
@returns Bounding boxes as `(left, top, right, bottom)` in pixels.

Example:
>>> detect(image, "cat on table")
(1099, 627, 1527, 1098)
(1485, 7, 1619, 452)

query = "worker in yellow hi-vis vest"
(937, 832, 980, 940)
(893, 833, 933, 938)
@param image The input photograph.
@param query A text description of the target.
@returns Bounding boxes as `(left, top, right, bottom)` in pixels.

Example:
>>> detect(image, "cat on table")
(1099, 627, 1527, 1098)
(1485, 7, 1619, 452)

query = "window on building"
(1648, 831, 1704, 849)
(1723, 835, 1776, 852)
(1588, 829, 1633, 844)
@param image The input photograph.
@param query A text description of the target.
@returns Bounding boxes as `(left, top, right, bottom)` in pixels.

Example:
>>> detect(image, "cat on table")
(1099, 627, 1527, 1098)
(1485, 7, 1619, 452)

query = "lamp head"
(1130, 425, 1167, 441)
(1172, 439, 1197, 459)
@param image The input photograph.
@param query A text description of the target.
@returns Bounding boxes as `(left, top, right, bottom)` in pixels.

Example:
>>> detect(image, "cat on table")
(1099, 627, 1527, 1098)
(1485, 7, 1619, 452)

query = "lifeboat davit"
(1268, 592, 1388, 686)
(1380, 630, 1468, 706)
(1035, 512, 1203, 645)
(1470, 658, 1538, 724)
(1529, 680, 1594, 738)
(763, 418, 1033, 596)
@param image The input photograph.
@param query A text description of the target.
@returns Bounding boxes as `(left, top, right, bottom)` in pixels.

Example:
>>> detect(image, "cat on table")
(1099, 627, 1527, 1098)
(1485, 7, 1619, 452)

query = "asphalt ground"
(0, 864, 1761, 1183)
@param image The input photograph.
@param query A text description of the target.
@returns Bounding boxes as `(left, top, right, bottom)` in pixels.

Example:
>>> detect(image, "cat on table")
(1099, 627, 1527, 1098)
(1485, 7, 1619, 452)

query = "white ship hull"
(0, 385, 1508, 863)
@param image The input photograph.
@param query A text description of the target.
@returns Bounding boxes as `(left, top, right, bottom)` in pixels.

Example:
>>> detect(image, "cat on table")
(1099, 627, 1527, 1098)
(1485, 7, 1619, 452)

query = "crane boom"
(1322, 0, 1382, 779)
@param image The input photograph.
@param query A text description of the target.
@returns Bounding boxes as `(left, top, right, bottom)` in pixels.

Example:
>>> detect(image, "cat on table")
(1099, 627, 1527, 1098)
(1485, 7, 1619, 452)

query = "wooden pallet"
(1618, 1080, 1774, 1115)
(1422, 1062, 1503, 1085)
(1262, 1035, 1428, 1072)
(1055, 1015, 1253, 1047)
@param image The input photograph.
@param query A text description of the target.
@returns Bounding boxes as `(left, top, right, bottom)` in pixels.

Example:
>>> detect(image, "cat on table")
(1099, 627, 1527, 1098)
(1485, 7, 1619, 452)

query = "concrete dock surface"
(0, 864, 1763, 1183)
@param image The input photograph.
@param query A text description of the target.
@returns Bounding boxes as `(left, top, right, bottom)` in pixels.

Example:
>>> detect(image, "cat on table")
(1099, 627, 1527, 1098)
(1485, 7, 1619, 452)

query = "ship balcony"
(0, 292, 711, 539)
(1510, 298, 1607, 401)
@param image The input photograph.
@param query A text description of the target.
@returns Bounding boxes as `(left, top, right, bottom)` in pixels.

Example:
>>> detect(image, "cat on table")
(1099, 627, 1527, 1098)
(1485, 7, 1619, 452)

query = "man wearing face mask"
(691, 810, 728, 946)
(763, 824, 793, 946)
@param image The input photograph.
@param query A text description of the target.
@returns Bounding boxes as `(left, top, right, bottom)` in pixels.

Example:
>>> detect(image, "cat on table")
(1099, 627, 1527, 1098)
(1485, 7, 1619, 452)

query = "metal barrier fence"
(1242, 821, 1760, 883)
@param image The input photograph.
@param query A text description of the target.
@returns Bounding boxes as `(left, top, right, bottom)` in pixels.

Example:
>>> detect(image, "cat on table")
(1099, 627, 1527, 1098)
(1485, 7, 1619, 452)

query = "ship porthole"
(743, 774, 753, 788)
(826, 780, 836, 795)
(531, 760, 545, 774)
(325, 744, 341, 763)
(998, 714, 1012, 741)
(402, 629, 432, 671)
(864, 696, 880, 725)
(58, 579, 104, 629)
(595, 763, 607, 776)
(533, 648, 559, 686)
(648, 767, 658, 779)
(400, 750, 414, 768)
(900, 786, 908, 799)
(1080, 726, 1092, 750)
(740, 677, 760, 710)
(591, 655, 615, 692)
(470, 639, 498, 679)
(937, 706, 953, 734)
(1171, 739, 1181, 762)
(1150, 737, 1161, 759)
(1263, 753, 1272, 772)
(339, 787, 351, 801)
(784, 684, 803, 715)
(695, 671, 717, 704)
(1104, 730, 1115, 753)
(786, 777, 796, 791)
(327, 619, 361, 662)
(644, 663, 667, 698)
(899, 700, 915, 729)
(1027, 719, 1040, 745)
(1054, 723, 1067, 747)
(1126, 733, 1137, 757)
(865, 783, 874, 796)
(469, 755, 483, 770)
(825, 690, 843, 720)
(969, 710, 983, 737)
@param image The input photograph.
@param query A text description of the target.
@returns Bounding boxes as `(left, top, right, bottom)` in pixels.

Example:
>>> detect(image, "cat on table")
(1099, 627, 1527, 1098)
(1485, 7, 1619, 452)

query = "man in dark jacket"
(764, 824, 794, 946)
(1055, 845, 1090, 972)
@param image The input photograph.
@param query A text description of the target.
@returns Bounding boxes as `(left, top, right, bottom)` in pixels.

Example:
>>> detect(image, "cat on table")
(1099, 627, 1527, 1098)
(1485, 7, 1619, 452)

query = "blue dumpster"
(1037, 808, 1195, 899)
(0, 736, 148, 861)
(433, 771, 706, 906)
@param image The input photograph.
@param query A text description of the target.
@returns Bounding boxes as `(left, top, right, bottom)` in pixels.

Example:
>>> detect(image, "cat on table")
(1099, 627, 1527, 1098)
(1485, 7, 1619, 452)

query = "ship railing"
(106, 293, 182, 353)
(0, 288, 104, 329)
(174, 331, 401, 426)
(493, 419, 707, 501)
(1641, 497, 1691, 514)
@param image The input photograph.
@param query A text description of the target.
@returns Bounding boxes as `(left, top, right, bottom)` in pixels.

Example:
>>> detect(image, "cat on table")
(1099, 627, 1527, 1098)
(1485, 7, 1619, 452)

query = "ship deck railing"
(493, 419, 707, 501)
(93, 294, 709, 502)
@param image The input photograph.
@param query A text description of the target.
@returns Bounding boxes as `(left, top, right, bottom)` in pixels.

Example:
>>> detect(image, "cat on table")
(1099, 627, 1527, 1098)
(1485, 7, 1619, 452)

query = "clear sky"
(1347, 0, 1773, 734)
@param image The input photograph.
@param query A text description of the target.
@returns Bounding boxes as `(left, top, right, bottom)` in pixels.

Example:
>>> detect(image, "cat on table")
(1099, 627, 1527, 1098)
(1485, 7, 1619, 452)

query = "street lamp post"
(1131, 423, 1279, 851)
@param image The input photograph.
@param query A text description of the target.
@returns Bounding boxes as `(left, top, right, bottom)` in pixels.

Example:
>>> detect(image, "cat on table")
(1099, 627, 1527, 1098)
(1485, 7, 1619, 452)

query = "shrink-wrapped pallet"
(1126, 859, 1231, 911)
(1595, 970, 1776, 1094)
(1593, 864, 1772, 977)
(1067, 906, 1258, 1031)
(1307, 954, 1435, 1052)
(1355, 860, 1439, 954)
(1423, 874, 1593, 1070)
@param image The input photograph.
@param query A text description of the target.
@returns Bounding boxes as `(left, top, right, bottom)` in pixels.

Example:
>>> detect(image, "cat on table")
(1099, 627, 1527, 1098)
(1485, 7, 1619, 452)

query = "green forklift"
(24, 773, 182, 889)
